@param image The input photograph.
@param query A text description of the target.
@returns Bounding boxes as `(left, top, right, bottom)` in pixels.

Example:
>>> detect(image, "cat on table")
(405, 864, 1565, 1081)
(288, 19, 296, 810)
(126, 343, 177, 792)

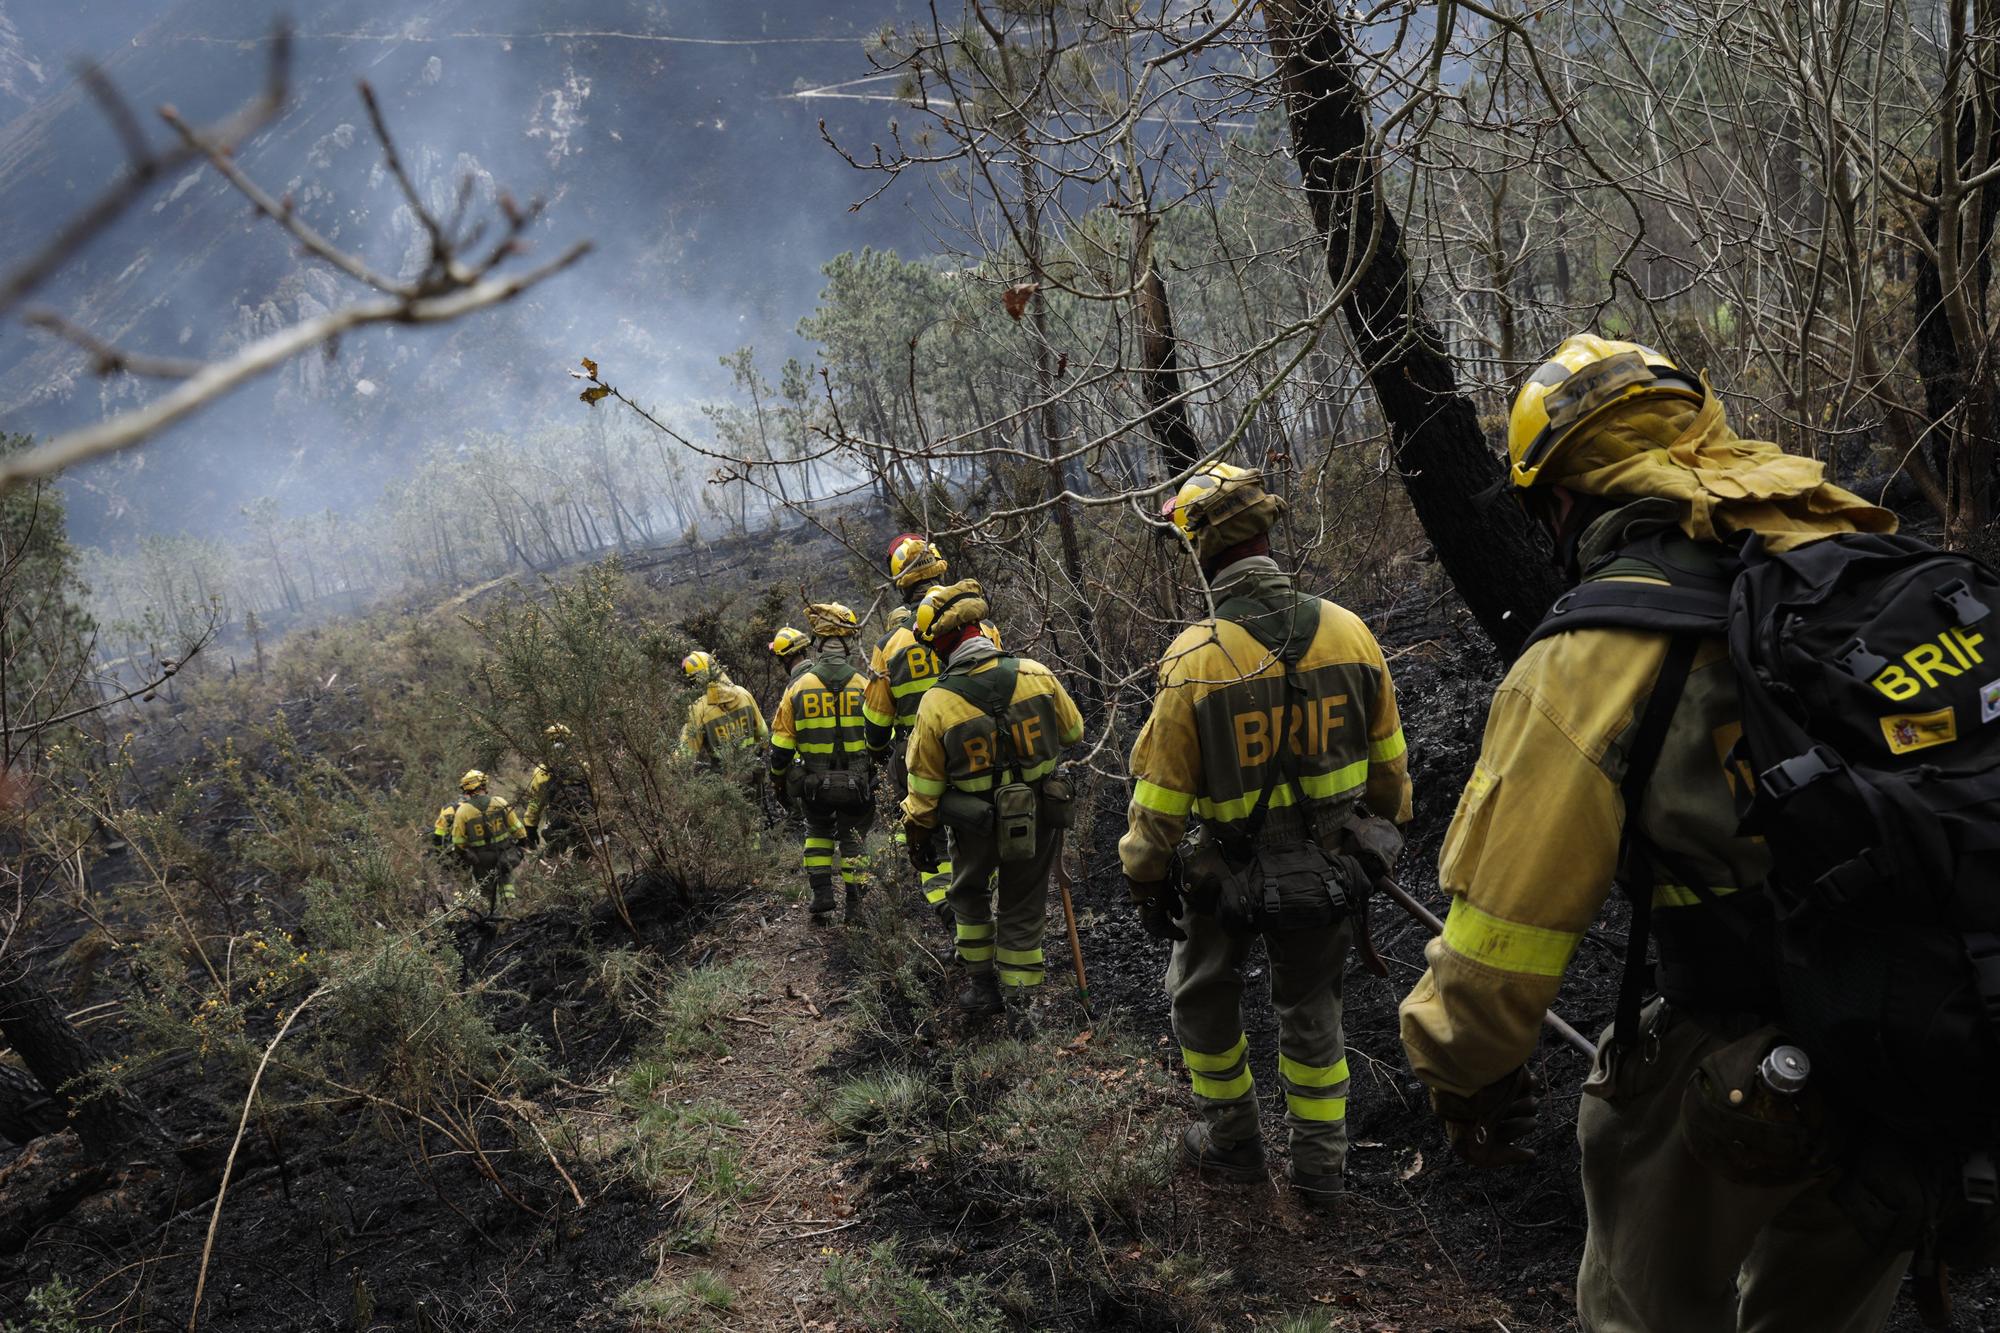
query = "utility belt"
(935, 770, 1074, 861)
(1178, 807, 1364, 937)
(792, 762, 872, 812)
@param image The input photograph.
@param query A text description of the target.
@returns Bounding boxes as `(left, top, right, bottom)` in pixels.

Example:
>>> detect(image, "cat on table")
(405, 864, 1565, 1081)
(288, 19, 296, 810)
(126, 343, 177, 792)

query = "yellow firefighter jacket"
(681, 681, 769, 759)
(1118, 559, 1411, 884)
(901, 641, 1084, 830)
(451, 792, 527, 850)
(432, 802, 457, 847)
(523, 761, 595, 830)
(865, 620, 1003, 754)
(1399, 503, 1812, 1099)
(770, 655, 872, 778)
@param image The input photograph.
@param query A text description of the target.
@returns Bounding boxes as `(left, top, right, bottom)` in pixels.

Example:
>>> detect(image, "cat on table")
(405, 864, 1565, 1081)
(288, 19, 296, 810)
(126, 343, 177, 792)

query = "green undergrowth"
(615, 1267, 737, 1329)
(596, 959, 762, 1252)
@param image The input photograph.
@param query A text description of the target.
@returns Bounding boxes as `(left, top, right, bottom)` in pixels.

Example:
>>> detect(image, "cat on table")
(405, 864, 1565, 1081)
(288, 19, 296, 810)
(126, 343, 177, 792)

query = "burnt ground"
(6, 599, 2000, 1329)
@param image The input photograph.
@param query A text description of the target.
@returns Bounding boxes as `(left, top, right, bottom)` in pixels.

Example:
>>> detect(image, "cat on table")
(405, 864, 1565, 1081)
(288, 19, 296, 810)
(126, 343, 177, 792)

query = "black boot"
(1286, 1161, 1343, 1216)
(955, 968, 1002, 1015)
(1180, 1122, 1266, 1184)
(843, 882, 864, 922)
(809, 877, 837, 926)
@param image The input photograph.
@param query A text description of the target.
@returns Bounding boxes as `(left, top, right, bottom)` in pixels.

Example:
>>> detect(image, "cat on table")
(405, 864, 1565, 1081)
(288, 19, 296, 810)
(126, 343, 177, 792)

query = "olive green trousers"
(1577, 1001, 1910, 1332)
(1166, 910, 1354, 1176)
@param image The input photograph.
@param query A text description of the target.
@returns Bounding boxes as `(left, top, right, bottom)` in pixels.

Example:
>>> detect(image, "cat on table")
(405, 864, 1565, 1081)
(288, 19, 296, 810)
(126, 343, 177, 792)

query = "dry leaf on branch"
(579, 385, 612, 406)
(580, 355, 598, 377)
(1001, 281, 1039, 320)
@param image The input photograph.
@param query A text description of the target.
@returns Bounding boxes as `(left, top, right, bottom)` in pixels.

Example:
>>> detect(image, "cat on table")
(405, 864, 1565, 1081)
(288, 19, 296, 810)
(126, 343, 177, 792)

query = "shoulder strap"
(1215, 590, 1320, 667)
(1609, 633, 1701, 1055)
(1525, 581, 1731, 652)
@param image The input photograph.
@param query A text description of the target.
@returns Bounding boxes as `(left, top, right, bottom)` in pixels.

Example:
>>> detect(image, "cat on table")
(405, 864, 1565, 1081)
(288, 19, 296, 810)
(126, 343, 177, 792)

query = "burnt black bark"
(1266, 0, 1561, 656)
(1135, 266, 1206, 480)
(0, 958, 167, 1160)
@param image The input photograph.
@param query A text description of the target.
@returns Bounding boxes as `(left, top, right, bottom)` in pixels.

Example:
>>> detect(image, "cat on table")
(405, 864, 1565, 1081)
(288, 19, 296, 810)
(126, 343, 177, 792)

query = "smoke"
(0, 0, 934, 546)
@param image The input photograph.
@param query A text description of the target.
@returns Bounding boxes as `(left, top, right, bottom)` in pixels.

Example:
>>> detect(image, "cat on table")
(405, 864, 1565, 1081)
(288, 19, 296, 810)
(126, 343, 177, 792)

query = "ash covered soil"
(3, 602, 1998, 1330)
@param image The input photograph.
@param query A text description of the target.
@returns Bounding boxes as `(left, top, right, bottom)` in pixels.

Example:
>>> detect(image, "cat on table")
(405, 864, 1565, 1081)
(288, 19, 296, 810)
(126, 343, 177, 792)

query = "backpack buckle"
(1834, 638, 1889, 681)
(1965, 1150, 1999, 1206)
(1813, 849, 1881, 904)
(1936, 578, 1991, 627)
(1760, 747, 1839, 801)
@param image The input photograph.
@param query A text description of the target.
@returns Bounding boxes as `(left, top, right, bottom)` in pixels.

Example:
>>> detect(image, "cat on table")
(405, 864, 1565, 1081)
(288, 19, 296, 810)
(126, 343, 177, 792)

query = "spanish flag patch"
(1881, 707, 1958, 756)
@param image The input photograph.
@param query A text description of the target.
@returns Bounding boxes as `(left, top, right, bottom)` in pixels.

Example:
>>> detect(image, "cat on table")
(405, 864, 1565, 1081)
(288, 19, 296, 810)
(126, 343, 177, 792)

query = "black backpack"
(1529, 527, 2000, 1155)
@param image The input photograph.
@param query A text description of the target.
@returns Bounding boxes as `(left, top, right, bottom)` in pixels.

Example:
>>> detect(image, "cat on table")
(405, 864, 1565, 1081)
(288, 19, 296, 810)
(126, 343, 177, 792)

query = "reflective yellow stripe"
(896, 712, 921, 726)
(805, 837, 837, 848)
(1194, 759, 1368, 821)
(1133, 780, 1194, 816)
(863, 703, 894, 727)
(1440, 899, 1581, 978)
(956, 922, 994, 941)
(771, 733, 797, 751)
(1286, 1093, 1347, 1122)
(797, 741, 835, 755)
(908, 773, 948, 796)
(997, 968, 1042, 987)
(1653, 883, 1742, 909)
(1278, 1055, 1349, 1088)
(890, 679, 934, 698)
(924, 884, 949, 905)
(1190, 1069, 1254, 1101)
(1060, 722, 1085, 745)
(1369, 728, 1407, 763)
(1181, 1034, 1248, 1073)
(958, 945, 995, 962)
(995, 947, 1044, 966)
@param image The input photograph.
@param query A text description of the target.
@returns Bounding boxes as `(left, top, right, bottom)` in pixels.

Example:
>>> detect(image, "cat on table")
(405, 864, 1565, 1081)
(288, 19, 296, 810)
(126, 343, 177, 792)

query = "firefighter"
(448, 769, 528, 913)
(680, 652, 769, 760)
(769, 603, 875, 925)
(873, 606, 912, 662)
(430, 798, 459, 851)
(1120, 463, 1411, 1214)
(1397, 335, 1906, 1330)
(865, 536, 997, 922)
(902, 579, 1084, 1027)
(523, 723, 596, 853)
(769, 626, 813, 684)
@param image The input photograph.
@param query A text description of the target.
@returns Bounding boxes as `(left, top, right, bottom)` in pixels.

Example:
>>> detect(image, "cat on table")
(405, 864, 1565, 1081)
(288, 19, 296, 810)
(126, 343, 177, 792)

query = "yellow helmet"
(459, 769, 488, 793)
(806, 602, 860, 638)
(1164, 462, 1286, 558)
(887, 535, 948, 590)
(768, 626, 810, 660)
(543, 723, 572, 742)
(884, 606, 912, 634)
(681, 650, 717, 682)
(1507, 334, 1702, 488)
(913, 578, 989, 644)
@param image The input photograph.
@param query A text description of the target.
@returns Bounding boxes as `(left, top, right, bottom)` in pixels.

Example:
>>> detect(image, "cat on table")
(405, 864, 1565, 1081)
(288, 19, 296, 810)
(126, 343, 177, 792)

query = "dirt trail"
(631, 890, 879, 1329)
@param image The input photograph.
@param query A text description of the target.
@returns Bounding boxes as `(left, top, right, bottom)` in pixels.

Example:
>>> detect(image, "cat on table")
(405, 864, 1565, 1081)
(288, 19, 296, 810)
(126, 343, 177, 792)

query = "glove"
(907, 827, 942, 875)
(1433, 1065, 1541, 1168)
(1127, 876, 1187, 943)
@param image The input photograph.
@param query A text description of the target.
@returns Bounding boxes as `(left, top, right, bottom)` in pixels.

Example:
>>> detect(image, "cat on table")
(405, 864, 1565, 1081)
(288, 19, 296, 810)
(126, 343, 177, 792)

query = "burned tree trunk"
(0, 960, 167, 1160)
(1265, 0, 1560, 656)
(1133, 247, 1205, 480)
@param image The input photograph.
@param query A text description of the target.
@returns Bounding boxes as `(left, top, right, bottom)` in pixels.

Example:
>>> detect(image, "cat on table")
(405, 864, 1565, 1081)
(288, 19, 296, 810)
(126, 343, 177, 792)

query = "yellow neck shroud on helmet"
(1166, 462, 1287, 561)
(888, 536, 948, 591)
(806, 602, 859, 639)
(1547, 385, 1896, 552)
(914, 578, 989, 644)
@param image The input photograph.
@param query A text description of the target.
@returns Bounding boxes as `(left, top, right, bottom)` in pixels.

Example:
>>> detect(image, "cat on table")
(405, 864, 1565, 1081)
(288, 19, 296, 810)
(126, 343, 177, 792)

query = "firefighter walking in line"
(1397, 335, 1910, 1330)
(1119, 463, 1412, 1214)
(448, 768, 529, 913)
(902, 579, 1083, 1027)
(866, 536, 997, 922)
(769, 603, 876, 925)
(769, 625, 813, 689)
(523, 723, 596, 853)
(680, 651, 769, 760)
